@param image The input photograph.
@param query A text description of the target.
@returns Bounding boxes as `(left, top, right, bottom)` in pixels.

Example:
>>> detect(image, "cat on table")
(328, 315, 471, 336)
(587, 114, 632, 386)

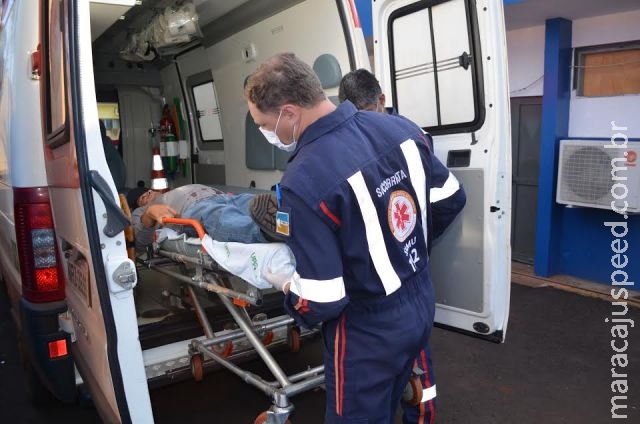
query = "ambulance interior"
(87, 0, 510, 392)
(88, 0, 358, 380)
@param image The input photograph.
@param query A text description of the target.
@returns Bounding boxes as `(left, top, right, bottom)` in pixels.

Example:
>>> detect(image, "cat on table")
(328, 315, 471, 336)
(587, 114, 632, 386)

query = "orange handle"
(161, 217, 206, 239)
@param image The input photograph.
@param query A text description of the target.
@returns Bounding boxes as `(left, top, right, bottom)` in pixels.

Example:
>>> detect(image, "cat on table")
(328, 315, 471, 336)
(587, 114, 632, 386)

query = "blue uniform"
(278, 101, 465, 423)
(384, 108, 438, 424)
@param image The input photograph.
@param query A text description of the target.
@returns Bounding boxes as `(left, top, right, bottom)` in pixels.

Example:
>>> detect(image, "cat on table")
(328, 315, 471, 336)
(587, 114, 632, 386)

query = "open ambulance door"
(41, 0, 151, 422)
(374, 0, 511, 342)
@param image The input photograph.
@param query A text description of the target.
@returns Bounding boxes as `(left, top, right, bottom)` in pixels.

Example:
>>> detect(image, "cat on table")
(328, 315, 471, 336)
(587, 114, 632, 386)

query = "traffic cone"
(150, 147, 169, 192)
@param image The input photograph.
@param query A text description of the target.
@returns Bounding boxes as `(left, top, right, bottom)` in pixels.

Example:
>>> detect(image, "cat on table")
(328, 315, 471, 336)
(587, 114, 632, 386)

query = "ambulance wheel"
(287, 326, 301, 353)
(253, 411, 291, 424)
(403, 375, 423, 406)
(212, 341, 233, 358)
(262, 331, 274, 346)
(190, 354, 204, 382)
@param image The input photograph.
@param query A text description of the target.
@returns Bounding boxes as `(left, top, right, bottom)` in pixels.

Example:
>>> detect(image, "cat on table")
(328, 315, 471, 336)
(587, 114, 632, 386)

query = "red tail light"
(14, 187, 65, 303)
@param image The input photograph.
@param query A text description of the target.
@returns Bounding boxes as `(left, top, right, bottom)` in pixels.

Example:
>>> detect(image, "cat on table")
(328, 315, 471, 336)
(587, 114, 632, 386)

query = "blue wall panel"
(534, 18, 572, 277)
(560, 208, 639, 286)
(535, 18, 638, 288)
(355, 0, 373, 37)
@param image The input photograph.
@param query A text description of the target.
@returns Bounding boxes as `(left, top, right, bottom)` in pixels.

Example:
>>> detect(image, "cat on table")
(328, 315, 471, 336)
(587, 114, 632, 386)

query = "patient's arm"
(132, 203, 177, 249)
(141, 203, 178, 228)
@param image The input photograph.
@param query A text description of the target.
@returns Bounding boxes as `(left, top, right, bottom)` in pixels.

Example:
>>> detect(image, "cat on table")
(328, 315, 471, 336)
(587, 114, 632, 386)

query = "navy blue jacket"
(278, 101, 465, 328)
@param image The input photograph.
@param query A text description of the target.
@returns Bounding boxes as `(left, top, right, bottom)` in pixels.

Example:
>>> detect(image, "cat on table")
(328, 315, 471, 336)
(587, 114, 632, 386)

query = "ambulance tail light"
(14, 187, 66, 303)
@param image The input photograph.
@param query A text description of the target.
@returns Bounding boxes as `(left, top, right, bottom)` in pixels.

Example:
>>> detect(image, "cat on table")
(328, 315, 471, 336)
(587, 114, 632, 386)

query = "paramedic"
(127, 184, 280, 249)
(339, 68, 438, 424)
(245, 53, 465, 423)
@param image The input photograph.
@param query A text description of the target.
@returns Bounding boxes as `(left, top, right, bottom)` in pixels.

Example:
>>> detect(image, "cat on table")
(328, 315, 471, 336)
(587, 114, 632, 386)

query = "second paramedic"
(245, 53, 466, 423)
(339, 68, 438, 424)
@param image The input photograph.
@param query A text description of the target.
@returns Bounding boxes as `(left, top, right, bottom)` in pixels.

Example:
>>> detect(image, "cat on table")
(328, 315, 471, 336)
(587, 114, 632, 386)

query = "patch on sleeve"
(388, 190, 417, 242)
(276, 211, 290, 236)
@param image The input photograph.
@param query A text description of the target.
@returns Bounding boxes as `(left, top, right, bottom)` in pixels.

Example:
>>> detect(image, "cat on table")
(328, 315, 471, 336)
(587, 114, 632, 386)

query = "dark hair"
(338, 69, 382, 110)
(245, 53, 326, 113)
(125, 181, 147, 210)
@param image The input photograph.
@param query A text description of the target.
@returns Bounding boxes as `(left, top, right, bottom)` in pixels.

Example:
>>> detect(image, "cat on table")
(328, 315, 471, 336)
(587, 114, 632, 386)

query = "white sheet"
(155, 228, 296, 289)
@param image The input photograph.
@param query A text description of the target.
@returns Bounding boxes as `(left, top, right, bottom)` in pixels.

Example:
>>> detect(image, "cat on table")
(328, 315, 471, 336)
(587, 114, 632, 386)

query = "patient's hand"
(141, 203, 178, 228)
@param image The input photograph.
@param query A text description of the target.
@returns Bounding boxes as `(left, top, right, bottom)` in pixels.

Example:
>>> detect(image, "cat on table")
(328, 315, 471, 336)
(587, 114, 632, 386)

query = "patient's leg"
(182, 193, 269, 243)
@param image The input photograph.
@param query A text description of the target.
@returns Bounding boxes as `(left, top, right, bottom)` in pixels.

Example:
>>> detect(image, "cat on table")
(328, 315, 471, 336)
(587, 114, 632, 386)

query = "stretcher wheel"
(287, 326, 301, 353)
(262, 331, 274, 346)
(212, 341, 234, 358)
(190, 354, 204, 383)
(402, 375, 423, 406)
(253, 411, 291, 424)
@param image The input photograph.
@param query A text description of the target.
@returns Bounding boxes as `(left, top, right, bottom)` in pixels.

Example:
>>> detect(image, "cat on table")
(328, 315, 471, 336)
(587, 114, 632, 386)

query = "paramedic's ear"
(280, 104, 300, 120)
(378, 93, 386, 110)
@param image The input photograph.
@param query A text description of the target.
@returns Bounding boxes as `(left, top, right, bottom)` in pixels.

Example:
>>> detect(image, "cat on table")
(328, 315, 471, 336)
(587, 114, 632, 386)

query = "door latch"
(112, 261, 137, 290)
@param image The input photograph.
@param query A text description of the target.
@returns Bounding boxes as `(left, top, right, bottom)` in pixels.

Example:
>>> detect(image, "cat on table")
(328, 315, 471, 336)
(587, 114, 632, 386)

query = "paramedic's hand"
(263, 268, 292, 294)
(141, 204, 178, 228)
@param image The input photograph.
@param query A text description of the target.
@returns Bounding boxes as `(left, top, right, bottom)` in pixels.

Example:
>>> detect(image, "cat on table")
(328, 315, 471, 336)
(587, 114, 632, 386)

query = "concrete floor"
(1, 280, 639, 423)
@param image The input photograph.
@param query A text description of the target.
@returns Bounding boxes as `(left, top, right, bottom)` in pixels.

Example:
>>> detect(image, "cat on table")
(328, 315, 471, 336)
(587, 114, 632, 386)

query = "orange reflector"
(48, 339, 68, 359)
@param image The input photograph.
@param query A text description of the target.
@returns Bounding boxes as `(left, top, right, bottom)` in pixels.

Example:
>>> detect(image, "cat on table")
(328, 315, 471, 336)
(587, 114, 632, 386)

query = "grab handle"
(161, 217, 206, 239)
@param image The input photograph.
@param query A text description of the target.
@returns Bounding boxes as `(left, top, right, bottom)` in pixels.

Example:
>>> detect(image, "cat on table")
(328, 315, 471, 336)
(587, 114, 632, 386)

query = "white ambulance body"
(0, 0, 510, 422)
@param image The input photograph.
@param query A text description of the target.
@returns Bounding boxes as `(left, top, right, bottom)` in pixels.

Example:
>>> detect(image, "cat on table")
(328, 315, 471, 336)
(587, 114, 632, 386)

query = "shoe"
(250, 193, 286, 242)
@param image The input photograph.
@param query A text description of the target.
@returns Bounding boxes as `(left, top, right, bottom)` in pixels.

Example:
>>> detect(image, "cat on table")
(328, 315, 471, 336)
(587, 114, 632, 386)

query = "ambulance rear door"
(373, 0, 511, 342)
(41, 0, 152, 421)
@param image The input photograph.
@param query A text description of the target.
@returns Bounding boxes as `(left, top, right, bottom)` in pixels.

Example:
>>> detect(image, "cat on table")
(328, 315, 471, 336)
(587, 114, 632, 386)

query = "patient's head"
(126, 181, 162, 210)
(137, 190, 161, 207)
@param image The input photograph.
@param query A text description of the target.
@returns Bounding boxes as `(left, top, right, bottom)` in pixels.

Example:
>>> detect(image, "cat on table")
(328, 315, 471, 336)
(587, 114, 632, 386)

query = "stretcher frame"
(139, 217, 325, 424)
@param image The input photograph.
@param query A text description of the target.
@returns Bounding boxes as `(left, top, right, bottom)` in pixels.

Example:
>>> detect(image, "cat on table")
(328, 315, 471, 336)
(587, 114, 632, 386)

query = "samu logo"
(387, 190, 417, 242)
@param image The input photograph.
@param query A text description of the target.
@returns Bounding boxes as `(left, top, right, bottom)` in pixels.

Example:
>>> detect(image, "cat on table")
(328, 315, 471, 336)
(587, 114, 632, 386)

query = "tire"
(254, 411, 291, 424)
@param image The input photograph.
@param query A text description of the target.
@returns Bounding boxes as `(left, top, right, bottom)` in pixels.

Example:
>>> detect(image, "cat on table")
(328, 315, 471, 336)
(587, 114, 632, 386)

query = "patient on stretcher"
(127, 184, 282, 250)
(127, 184, 291, 289)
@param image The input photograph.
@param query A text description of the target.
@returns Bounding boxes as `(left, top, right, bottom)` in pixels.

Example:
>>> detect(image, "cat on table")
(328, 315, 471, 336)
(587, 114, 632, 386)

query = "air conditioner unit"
(556, 139, 640, 213)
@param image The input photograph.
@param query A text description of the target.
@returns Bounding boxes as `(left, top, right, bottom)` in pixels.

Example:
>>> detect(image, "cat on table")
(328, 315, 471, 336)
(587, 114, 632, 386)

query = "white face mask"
(259, 109, 298, 152)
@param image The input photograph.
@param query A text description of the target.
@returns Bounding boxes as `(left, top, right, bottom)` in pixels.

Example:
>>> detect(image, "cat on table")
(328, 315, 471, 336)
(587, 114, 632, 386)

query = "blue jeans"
(182, 193, 268, 244)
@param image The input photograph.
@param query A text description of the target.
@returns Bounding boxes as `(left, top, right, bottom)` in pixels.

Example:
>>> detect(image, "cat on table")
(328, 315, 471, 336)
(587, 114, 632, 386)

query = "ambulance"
(0, 0, 511, 422)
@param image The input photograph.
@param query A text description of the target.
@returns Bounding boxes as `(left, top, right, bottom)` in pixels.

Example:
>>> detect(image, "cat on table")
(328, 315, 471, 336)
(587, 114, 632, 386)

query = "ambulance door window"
(186, 69, 224, 152)
(388, 0, 483, 134)
(192, 80, 223, 142)
(43, 0, 69, 147)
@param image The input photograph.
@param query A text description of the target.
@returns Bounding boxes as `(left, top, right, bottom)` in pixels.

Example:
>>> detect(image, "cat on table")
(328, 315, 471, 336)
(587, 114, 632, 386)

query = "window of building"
(574, 41, 640, 97)
(98, 102, 121, 143)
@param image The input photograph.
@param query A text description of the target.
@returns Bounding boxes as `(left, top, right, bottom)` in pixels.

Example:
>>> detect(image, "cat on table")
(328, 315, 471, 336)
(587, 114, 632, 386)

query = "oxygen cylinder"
(164, 124, 179, 177)
(159, 103, 178, 177)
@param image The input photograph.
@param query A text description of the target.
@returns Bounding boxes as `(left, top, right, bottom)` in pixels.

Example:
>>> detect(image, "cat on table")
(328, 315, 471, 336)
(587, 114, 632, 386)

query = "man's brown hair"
(245, 53, 325, 113)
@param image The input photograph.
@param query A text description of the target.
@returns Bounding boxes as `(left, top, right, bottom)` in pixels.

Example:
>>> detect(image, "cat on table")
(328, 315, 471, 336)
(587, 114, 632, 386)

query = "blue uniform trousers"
(322, 277, 435, 423)
(401, 345, 436, 424)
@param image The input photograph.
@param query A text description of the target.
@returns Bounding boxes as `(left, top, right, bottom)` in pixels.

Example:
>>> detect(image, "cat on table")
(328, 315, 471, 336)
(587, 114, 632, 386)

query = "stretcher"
(139, 217, 325, 424)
